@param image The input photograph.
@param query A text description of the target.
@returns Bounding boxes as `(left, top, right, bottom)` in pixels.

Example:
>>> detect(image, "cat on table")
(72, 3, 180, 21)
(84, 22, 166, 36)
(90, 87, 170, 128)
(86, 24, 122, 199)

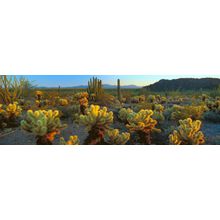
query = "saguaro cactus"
(117, 79, 122, 102)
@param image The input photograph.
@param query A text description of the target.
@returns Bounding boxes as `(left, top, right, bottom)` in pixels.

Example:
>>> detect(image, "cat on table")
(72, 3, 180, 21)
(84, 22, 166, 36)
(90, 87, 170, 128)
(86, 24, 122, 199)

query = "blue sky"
(18, 74, 218, 87)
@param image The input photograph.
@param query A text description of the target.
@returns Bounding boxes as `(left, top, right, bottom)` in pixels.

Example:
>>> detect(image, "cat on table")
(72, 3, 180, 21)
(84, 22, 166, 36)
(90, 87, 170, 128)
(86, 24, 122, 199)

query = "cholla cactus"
(4, 102, 22, 119)
(35, 90, 43, 100)
(73, 92, 89, 114)
(0, 102, 22, 128)
(118, 108, 134, 123)
(171, 105, 207, 121)
(202, 94, 208, 101)
(21, 110, 67, 144)
(147, 95, 156, 103)
(59, 98, 69, 106)
(169, 118, 205, 145)
(104, 129, 130, 145)
(131, 95, 145, 103)
(126, 109, 160, 144)
(79, 97, 88, 111)
(79, 105, 113, 144)
(152, 104, 165, 122)
(74, 92, 89, 100)
(60, 135, 79, 145)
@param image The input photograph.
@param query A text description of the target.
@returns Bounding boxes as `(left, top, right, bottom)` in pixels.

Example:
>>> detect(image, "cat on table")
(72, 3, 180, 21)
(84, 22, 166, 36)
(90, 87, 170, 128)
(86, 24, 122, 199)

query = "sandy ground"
(0, 119, 220, 145)
(0, 119, 88, 145)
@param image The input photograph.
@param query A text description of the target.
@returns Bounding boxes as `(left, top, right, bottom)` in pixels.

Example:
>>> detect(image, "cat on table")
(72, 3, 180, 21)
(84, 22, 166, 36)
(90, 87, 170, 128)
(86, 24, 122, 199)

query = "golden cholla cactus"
(118, 108, 134, 123)
(80, 105, 113, 130)
(171, 105, 207, 121)
(79, 105, 113, 144)
(60, 135, 79, 145)
(0, 104, 5, 114)
(59, 98, 69, 106)
(21, 109, 67, 144)
(73, 92, 89, 114)
(169, 118, 205, 145)
(5, 102, 22, 118)
(35, 90, 43, 100)
(126, 109, 160, 144)
(79, 97, 88, 107)
(74, 92, 89, 100)
(126, 110, 159, 133)
(0, 102, 22, 128)
(152, 104, 165, 122)
(147, 95, 156, 103)
(104, 129, 130, 145)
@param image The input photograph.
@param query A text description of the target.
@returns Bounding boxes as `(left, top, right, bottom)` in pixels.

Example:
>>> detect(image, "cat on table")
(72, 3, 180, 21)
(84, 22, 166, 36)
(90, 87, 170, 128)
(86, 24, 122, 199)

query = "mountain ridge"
(37, 84, 141, 89)
(144, 77, 220, 91)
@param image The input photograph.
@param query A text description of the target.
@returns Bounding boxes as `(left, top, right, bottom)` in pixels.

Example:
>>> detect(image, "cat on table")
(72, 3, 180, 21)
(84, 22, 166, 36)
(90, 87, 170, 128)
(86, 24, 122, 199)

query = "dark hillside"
(144, 78, 220, 91)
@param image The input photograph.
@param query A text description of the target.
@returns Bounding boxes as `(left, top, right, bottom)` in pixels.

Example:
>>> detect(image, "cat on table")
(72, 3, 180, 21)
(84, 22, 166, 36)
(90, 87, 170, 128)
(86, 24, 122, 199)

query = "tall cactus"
(87, 77, 103, 100)
(117, 79, 122, 102)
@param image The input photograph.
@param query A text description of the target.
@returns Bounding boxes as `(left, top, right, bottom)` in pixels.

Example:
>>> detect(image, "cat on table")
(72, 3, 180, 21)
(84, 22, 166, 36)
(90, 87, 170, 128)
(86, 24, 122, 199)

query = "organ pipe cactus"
(79, 105, 113, 144)
(21, 110, 67, 145)
(126, 109, 161, 144)
(104, 129, 130, 145)
(60, 135, 79, 145)
(169, 118, 205, 145)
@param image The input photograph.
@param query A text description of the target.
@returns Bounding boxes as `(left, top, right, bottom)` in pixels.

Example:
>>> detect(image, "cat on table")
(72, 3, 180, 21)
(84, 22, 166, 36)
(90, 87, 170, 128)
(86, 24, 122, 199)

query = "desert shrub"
(104, 129, 130, 145)
(0, 75, 26, 104)
(169, 118, 205, 145)
(95, 93, 115, 107)
(21, 110, 67, 145)
(205, 100, 220, 113)
(126, 109, 161, 144)
(79, 105, 113, 144)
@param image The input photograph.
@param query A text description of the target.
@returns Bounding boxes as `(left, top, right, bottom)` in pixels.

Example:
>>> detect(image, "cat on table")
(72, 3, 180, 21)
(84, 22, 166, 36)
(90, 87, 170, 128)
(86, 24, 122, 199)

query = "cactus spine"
(117, 79, 122, 102)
